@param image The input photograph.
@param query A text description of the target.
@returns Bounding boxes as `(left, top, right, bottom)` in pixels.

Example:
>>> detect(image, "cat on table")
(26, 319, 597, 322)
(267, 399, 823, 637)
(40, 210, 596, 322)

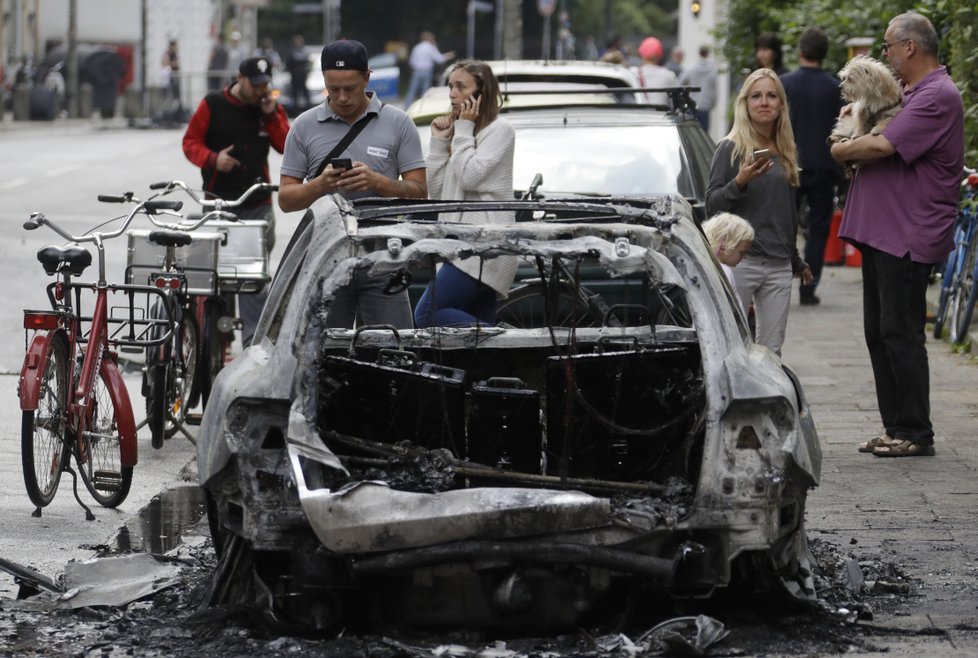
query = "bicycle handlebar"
(24, 199, 185, 245)
(148, 179, 279, 212)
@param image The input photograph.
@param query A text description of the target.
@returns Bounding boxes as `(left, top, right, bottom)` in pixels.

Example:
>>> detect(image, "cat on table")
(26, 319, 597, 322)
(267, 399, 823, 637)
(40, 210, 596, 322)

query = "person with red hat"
(632, 36, 677, 107)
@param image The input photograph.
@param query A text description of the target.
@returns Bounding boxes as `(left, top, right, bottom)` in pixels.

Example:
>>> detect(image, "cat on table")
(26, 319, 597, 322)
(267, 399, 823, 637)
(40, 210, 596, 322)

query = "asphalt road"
(0, 119, 303, 592)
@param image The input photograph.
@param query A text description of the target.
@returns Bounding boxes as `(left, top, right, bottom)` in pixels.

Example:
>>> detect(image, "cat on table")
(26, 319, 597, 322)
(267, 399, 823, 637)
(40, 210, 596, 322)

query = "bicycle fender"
(18, 330, 64, 411)
(99, 359, 139, 467)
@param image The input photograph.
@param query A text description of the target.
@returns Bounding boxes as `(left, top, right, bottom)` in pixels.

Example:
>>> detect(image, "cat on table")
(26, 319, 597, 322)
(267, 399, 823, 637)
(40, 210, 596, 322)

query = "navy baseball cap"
(321, 39, 369, 71)
(240, 57, 272, 85)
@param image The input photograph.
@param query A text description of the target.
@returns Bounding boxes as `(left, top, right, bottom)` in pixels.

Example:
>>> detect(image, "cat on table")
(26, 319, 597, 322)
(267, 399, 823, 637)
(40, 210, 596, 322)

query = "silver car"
(197, 194, 821, 633)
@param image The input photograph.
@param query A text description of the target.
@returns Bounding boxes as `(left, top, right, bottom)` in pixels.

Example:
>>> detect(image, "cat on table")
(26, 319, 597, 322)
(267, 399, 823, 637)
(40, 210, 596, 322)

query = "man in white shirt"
(403, 31, 455, 108)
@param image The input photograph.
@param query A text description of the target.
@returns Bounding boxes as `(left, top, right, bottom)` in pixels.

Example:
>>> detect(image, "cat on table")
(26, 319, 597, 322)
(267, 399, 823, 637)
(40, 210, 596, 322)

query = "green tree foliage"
(721, 0, 976, 164)
(942, 0, 978, 164)
(571, 0, 676, 50)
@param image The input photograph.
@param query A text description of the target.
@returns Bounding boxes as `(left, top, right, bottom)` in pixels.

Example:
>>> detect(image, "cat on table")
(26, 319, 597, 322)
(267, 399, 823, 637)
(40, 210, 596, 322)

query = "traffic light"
(691, 0, 702, 17)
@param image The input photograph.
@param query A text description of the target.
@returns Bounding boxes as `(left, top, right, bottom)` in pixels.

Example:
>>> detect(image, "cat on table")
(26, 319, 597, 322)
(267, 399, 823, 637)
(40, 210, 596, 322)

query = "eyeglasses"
(881, 38, 911, 53)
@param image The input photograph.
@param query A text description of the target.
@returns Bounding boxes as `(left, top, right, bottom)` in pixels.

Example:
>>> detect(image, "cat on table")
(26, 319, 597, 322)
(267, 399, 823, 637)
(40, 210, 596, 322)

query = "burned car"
(197, 194, 821, 634)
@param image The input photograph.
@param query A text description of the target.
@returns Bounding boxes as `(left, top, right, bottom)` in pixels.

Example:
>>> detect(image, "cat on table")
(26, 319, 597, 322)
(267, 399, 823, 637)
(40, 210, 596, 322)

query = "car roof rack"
(350, 196, 681, 228)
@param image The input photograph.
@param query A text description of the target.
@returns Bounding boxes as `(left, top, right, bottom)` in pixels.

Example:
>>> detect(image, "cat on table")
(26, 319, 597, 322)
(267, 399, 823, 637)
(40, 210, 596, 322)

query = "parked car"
(406, 58, 644, 118)
(442, 59, 642, 93)
(411, 89, 715, 220)
(197, 193, 821, 634)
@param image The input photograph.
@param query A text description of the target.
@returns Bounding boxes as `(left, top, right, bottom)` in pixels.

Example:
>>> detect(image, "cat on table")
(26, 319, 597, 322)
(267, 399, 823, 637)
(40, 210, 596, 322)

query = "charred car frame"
(197, 194, 821, 633)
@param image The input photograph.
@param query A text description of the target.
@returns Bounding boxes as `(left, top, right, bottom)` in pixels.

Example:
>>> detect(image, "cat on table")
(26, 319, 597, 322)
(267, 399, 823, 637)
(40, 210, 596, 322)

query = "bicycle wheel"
(78, 366, 133, 508)
(950, 236, 978, 344)
(144, 301, 169, 449)
(199, 299, 226, 408)
(497, 282, 604, 329)
(932, 254, 956, 339)
(21, 333, 70, 508)
(164, 313, 199, 438)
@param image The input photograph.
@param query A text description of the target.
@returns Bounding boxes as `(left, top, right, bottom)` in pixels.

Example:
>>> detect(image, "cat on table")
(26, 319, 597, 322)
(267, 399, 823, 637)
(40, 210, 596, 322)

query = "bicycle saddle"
(148, 230, 193, 247)
(37, 245, 92, 276)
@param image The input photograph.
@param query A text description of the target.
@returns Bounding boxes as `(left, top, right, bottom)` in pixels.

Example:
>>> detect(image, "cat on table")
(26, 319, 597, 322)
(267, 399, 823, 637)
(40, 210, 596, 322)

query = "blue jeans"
(403, 68, 434, 108)
(860, 246, 934, 445)
(414, 263, 497, 327)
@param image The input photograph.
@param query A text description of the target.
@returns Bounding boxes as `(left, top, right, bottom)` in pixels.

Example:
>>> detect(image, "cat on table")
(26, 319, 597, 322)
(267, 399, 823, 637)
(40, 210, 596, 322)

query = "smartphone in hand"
(330, 158, 353, 170)
(752, 148, 771, 160)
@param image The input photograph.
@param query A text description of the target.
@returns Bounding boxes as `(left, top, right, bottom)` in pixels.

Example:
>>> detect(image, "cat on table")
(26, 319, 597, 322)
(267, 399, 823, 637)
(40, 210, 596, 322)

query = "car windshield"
(513, 124, 686, 196)
(416, 122, 689, 197)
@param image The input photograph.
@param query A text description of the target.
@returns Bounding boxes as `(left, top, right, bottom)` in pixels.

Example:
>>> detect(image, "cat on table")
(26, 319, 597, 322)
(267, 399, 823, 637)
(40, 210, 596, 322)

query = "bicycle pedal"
(93, 471, 123, 492)
(185, 413, 203, 426)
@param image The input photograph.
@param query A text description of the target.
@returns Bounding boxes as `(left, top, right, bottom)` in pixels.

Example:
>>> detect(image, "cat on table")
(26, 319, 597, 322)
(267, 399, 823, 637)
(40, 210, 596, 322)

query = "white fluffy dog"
(829, 55, 904, 175)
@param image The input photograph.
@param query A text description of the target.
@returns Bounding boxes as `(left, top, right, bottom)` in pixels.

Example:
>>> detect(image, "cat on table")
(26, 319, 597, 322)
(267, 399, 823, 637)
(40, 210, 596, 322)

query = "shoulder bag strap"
(311, 103, 383, 178)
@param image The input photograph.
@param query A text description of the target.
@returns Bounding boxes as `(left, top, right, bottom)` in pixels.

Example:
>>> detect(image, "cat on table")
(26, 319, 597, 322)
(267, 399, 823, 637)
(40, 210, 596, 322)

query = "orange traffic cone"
(823, 208, 845, 265)
(845, 242, 862, 267)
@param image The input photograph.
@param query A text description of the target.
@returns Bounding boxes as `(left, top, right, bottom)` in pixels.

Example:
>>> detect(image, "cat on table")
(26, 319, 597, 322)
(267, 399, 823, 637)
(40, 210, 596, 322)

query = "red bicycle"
(18, 198, 182, 518)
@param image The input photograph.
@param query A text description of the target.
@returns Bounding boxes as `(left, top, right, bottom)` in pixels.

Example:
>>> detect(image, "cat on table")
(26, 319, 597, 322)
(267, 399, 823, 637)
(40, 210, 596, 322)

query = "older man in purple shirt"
(831, 11, 964, 458)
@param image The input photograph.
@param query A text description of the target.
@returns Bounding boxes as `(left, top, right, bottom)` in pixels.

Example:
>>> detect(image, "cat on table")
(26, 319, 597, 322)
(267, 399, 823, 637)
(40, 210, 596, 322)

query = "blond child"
(702, 212, 755, 309)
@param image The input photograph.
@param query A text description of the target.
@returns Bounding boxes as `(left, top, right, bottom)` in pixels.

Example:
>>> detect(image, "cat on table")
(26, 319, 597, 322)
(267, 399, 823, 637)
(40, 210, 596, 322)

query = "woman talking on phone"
(706, 67, 812, 355)
(414, 60, 517, 328)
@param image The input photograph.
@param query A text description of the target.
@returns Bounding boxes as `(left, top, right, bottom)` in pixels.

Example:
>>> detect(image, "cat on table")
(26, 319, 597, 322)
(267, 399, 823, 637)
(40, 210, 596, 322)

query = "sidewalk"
(0, 113, 133, 134)
(781, 263, 978, 656)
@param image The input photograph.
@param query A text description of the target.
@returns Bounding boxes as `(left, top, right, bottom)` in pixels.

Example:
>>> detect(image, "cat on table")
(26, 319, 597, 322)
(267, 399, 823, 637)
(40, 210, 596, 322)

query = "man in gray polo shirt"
(279, 39, 426, 328)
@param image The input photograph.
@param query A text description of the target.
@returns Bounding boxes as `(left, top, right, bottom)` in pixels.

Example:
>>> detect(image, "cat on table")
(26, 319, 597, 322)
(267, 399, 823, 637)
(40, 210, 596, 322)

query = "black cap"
(321, 39, 368, 71)
(239, 57, 272, 85)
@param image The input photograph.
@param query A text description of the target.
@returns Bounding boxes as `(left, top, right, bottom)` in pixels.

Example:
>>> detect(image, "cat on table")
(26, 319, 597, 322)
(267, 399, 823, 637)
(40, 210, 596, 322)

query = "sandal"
(858, 434, 895, 453)
(873, 440, 936, 458)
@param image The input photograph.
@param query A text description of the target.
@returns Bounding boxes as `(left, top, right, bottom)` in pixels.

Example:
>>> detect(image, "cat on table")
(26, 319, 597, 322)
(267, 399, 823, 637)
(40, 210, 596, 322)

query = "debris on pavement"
(0, 534, 947, 657)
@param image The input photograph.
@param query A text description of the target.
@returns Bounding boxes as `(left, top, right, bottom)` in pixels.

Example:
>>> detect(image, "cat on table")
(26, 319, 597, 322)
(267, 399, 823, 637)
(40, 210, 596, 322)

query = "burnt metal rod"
(324, 431, 667, 494)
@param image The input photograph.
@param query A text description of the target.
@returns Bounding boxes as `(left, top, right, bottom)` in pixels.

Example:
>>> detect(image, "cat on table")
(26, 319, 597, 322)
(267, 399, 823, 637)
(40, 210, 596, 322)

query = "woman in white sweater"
(414, 60, 517, 328)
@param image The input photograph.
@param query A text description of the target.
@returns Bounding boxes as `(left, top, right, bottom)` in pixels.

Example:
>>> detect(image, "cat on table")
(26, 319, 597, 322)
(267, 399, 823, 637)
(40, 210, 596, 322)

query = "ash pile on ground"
(0, 534, 928, 657)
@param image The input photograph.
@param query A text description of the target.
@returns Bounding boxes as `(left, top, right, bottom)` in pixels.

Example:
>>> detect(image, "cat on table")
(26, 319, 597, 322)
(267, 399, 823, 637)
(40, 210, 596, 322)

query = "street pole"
(66, 0, 78, 117)
(321, 0, 340, 44)
(541, 13, 551, 59)
(467, 0, 493, 59)
(140, 0, 147, 118)
(494, 0, 503, 60)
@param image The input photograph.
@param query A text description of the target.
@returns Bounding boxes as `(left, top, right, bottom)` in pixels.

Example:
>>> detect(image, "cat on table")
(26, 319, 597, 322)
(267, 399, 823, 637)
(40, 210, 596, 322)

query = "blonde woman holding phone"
(415, 60, 517, 328)
(706, 67, 812, 355)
